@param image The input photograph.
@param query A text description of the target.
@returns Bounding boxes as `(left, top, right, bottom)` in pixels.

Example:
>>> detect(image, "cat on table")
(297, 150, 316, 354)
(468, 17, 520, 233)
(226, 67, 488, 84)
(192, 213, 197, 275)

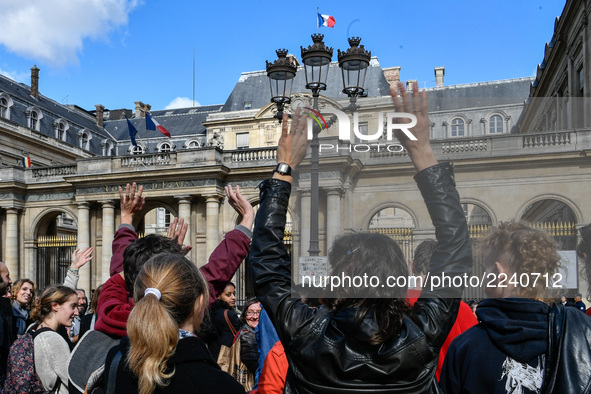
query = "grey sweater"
(34, 330, 69, 394)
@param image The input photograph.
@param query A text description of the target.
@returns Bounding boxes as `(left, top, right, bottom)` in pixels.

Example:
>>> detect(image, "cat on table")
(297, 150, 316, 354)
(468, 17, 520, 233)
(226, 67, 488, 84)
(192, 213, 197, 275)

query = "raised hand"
(390, 81, 437, 172)
(119, 182, 145, 225)
(225, 185, 254, 230)
(167, 217, 192, 255)
(71, 247, 93, 270)
(275, 107, 310, 177)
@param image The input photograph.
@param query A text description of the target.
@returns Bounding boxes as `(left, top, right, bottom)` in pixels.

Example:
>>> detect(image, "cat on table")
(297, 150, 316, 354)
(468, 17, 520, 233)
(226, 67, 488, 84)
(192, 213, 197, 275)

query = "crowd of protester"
(0, 82, 591, 393)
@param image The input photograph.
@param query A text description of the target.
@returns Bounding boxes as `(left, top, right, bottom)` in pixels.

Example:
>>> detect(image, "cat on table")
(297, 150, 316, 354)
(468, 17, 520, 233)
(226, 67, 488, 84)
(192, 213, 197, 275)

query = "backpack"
(3, 327, 61, 394)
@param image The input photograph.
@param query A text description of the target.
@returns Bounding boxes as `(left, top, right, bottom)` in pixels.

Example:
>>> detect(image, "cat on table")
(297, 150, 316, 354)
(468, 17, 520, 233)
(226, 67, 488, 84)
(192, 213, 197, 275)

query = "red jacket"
(95, 225, 251, 337)
(406, 288, 477, 381)
(251, 341, 288, 394)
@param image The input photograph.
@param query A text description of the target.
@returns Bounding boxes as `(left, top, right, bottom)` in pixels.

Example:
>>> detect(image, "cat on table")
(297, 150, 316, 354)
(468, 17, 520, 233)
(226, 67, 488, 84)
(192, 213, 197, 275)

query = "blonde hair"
(30, 285, 77, 322)
(126, 253, 209, 394)
(11, 279, 36, 309)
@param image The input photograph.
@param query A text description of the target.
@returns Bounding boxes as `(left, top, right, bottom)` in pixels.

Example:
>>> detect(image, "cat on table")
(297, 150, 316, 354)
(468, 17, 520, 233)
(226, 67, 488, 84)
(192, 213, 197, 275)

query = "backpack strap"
(224, 309, 237, 337)
(106, 349, 123, 394)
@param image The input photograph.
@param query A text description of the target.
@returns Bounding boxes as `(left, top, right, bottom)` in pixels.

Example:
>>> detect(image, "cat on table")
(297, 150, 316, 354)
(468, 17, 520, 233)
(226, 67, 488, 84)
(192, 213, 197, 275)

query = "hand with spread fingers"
(274, 107, 310, 182)
(225, 185, 255, 230)
(390, 81, 437, 172)
(119, 182, 145, 225)
(167, 217, 192, 255)
(70, 247, 93, 270)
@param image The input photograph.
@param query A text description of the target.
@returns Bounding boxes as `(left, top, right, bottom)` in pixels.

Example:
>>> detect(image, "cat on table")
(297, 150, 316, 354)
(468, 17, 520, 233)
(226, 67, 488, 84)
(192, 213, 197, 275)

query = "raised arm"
(392, 81, 472, 346)
(110, 183, 144, 276)
(63, 247, 93, 289)
(200, 185, 254, 304)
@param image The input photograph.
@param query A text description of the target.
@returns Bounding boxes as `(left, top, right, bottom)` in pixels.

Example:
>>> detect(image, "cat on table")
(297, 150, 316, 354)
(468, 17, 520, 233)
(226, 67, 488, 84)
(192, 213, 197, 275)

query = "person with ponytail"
(28, 285, 78, 393)
(103, 253, 245, 394)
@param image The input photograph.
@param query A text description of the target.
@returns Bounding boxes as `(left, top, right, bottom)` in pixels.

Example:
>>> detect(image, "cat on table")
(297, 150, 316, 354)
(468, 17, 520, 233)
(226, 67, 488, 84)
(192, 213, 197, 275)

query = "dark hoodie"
(199, 299, 240, 361)
(440, 298, 549, 394)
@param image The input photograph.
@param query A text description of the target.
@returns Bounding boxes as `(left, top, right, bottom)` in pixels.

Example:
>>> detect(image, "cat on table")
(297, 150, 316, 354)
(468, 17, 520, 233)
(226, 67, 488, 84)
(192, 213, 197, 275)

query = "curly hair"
(480, 221, 561, 299)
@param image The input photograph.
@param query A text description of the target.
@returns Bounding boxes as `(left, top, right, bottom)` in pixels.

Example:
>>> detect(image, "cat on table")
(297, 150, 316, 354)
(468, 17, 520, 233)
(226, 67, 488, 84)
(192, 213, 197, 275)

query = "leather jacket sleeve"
(250, 163, 472, 351)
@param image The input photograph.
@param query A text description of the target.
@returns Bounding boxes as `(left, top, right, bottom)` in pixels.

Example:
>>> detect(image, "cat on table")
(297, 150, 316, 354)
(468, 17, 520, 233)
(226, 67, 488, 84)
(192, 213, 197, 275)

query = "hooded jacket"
(249, 163, 472, 393)
(441, 298, 591, 393)
(441, 298, 549, 394)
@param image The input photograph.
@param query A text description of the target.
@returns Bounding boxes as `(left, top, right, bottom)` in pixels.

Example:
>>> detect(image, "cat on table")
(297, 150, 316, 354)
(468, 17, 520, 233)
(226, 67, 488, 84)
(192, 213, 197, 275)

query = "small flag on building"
(126, 117, 138, 146)
(146, 113, 171, 138)
(22, 157, 32, 168)
(318, 13, 335, 28)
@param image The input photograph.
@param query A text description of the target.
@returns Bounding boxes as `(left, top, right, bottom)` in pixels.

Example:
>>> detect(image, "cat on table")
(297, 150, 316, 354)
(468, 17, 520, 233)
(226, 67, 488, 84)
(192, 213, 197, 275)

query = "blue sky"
(0, 0, 566, 112)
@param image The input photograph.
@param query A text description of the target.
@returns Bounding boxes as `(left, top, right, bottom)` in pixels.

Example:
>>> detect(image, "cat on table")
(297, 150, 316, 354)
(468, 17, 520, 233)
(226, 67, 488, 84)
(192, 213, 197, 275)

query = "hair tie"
(144, 288, 161, 300)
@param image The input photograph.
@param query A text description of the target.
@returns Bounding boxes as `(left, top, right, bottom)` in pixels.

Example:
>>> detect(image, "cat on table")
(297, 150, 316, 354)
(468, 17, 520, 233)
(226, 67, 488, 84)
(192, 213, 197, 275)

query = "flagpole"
(317, 7, 319, 32)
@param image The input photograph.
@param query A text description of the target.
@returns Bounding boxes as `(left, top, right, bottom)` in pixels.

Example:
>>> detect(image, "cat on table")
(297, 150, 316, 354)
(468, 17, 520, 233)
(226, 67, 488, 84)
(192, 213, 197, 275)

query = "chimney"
(95, 104, 105, 127)
(383, 66, 401, 87)
(434, 67, 445, 87)
(134, 101, 151, 118)
(30, 65, 40, 99)
(406, 79, 418, 92)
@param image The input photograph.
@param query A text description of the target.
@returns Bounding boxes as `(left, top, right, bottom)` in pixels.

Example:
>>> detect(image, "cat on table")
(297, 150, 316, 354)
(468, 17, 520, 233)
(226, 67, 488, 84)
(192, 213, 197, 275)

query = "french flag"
(145, 113, 171, 138)
(318, 13, 335, 28)
(22, 157, 31, 168)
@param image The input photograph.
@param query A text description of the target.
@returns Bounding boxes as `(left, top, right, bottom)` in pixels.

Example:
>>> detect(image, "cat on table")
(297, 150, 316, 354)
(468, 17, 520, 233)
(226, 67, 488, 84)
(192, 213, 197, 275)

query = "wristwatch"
(274, 162, 292, 176)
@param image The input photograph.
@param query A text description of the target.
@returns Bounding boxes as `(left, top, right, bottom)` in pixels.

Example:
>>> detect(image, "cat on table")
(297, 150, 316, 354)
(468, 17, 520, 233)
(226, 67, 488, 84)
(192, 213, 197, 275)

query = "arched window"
(0, 93, 13, 120)
(101, 139, 114, 156)
(489, 114, 503, 134)
(158, 142, 172, 153)
(132, 145, 144, 155)
(53, 119, 69, 141)
(184, 139, 202, 149)
(78, 129, 92, 150)
(0, 97, 8, 119)
(31, 111, 39, 130)
(451, 118, 464, 137)
(25, 106, 43, 131)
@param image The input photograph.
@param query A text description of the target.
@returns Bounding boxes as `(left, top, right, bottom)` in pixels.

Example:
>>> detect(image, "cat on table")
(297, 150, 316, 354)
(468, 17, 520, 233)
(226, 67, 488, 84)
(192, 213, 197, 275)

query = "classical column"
(101, 201, 115, 283)
(77, 202, 90, 291)
(205, 196, 220, 259)
(5, 208, 19, 277)
(300, 192, 311, 257)
(326, 190, 342, 252)
(177, 196, 192, 260)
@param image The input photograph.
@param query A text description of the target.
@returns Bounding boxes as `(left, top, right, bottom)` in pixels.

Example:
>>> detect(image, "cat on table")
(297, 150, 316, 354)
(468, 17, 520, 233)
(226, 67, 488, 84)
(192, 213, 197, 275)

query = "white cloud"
(0, 0, 141, 67)
(0, 67, 28, 83)
(165, 97, 200, 109)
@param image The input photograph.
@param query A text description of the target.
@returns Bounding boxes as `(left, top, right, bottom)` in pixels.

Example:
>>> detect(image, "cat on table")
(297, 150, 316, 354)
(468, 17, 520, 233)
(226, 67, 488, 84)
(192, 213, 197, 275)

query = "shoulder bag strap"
(106, 349, 124, 394)
(224, 309, 237, 337)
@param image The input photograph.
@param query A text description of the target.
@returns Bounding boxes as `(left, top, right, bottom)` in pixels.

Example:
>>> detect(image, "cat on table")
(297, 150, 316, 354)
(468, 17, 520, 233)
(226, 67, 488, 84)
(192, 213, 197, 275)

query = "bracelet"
(68, 267, 79, 274)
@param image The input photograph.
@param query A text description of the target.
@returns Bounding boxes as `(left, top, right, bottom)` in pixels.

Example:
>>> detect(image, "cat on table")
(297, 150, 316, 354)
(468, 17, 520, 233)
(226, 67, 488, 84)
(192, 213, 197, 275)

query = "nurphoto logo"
(303, 107, 418, 154)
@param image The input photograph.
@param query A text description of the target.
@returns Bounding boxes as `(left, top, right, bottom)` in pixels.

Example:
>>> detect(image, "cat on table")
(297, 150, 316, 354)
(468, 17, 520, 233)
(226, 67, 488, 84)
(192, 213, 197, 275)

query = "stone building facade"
(0, 0, 590, 302)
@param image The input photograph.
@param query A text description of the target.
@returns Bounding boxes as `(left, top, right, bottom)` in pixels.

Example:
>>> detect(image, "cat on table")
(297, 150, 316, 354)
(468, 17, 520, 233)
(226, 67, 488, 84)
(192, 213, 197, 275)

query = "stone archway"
(34, 209, 78, 290)
(368, 206, 416, 263)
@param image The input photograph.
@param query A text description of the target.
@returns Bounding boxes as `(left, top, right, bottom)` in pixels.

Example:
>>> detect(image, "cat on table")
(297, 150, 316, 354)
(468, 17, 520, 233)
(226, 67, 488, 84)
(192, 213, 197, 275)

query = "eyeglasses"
(246, 311, 261, 316)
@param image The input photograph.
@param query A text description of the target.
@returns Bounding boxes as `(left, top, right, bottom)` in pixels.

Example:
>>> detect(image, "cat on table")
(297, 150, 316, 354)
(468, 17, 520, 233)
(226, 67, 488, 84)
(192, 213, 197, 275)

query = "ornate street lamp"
(300, 34, 333, 96)
(300, 34, 333, 256)
(338, 37, 371, 109)
(266, 49, 298, 122)
(266, 34, 370, 258)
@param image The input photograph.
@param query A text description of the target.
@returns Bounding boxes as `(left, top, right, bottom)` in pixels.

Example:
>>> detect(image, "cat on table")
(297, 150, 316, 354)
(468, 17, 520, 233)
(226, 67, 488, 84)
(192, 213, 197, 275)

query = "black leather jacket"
(249, 163, 472, 393)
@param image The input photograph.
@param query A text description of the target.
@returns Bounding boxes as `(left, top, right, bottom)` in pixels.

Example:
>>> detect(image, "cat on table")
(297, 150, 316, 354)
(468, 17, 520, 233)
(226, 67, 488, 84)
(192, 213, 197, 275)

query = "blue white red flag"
(145, 113, 171, 138)
(318, 13, 335, 28)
